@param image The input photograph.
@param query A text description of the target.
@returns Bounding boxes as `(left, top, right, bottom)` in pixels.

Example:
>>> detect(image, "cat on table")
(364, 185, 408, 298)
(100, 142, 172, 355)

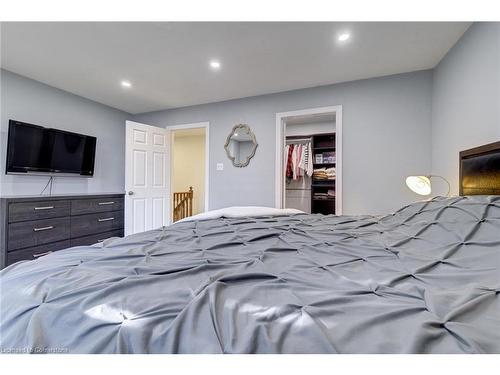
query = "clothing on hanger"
(305, 142, 313, 176)
(286, 144, 294, 179)
(292, 144, 299, 180)
(299, 144, 305, 179)
(285, 139, 314, 180)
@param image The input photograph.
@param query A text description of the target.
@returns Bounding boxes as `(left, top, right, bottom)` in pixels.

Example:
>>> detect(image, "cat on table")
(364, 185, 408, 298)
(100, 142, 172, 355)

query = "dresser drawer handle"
(98, 217, 115, 222)
(32, 251, 53, 258)
(98, 201, 115, 205)
(34, 206, 54, 210)
(33, 226, 54, 232)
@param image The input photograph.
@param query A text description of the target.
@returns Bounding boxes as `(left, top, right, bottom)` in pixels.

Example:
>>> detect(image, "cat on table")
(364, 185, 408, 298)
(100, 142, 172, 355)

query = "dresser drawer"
(71, 211, 124, 238)
(8, 217, 71, 251)
(70, 229, 124, 247)
(71, 197, 124, 216)
(6, 240, 71, 266)
(8, 200, 70, 223)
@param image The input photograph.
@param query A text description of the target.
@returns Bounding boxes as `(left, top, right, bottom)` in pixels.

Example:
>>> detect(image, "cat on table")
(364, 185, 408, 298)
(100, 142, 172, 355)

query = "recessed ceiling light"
(121, 80, 132, 88)
(338, 33, 350, 42)
(209, 60, 221, 70)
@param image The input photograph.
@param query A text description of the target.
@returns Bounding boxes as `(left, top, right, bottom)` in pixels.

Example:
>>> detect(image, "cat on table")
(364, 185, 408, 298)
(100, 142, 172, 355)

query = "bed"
(0, 143, 499, 354)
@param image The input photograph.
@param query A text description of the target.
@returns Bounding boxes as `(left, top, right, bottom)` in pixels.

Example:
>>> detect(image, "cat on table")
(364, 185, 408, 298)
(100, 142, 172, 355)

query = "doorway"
(167, 122, 209, 222)
(275, 106, 342, 214)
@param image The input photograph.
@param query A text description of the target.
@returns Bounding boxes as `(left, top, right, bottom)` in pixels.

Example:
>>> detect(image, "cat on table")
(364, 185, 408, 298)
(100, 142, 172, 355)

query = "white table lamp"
(406, 175, 450, 196)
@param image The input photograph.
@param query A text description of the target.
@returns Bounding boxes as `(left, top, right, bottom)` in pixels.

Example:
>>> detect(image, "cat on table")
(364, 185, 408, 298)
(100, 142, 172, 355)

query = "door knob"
(128, 191, 134, 195)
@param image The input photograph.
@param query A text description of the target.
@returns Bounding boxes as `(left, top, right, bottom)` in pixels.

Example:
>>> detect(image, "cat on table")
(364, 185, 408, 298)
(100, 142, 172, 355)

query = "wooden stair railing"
(173, 187, 193, 222)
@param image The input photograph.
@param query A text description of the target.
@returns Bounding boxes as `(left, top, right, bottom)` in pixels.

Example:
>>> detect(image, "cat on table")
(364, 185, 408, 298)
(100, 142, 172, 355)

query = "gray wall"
(431, 23, 500, 195)
(432, 23, 500, 194)
(135, 70, 433, 215)
(0, 69, 131, 196)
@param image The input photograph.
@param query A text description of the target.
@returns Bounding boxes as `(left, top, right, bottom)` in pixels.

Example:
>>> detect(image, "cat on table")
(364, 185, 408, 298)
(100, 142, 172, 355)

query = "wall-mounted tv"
(6, 120, 96, 177)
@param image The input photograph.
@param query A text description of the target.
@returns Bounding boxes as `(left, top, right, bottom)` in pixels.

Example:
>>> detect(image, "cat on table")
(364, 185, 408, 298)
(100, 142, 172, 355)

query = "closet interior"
(284, 115, 336, 215)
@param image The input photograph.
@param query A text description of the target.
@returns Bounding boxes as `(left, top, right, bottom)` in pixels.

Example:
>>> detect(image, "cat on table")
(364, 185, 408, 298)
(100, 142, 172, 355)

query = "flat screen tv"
(6, 120, 96, 177)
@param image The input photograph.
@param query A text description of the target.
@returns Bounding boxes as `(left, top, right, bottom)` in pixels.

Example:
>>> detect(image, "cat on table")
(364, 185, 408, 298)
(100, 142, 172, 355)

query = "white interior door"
(125, 120, 170, 235)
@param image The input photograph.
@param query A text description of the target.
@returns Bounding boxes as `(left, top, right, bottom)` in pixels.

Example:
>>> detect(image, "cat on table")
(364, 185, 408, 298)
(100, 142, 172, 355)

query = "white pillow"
(178, 206, 304, 223)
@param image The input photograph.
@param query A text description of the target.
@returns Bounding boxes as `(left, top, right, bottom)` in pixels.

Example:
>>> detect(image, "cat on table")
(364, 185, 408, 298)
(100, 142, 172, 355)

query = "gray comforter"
(1, 196, 499, 354)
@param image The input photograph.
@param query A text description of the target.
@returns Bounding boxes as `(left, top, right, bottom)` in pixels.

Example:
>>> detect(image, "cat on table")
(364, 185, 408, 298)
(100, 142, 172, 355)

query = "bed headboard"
(459, 141, 500, 195)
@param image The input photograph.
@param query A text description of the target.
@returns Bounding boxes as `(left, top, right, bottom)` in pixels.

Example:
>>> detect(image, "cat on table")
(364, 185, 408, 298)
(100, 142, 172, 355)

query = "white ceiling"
(1, 22, 470, 114)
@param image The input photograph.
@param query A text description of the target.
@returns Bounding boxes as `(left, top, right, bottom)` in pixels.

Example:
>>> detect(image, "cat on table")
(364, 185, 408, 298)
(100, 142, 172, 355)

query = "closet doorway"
(275, 106, 342, 215)
(166, 122, 209, 222)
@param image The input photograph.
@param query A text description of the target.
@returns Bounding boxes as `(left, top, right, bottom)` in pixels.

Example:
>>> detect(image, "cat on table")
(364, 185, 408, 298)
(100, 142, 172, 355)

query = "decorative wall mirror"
(224, 124, 258, 167)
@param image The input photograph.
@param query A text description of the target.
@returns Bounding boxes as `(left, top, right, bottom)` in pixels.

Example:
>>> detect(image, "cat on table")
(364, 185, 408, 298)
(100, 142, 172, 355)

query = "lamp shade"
(406, 176, 432, 195)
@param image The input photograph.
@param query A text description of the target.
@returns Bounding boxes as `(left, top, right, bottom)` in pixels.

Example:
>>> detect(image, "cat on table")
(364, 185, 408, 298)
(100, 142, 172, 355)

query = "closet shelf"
(313, 162, 335, 167)
(312, 183, 335, 187)
(313, 146, 336, 151)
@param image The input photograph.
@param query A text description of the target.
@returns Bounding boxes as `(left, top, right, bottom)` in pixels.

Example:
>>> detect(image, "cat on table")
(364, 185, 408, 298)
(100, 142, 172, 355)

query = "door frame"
(166, 121, 210, 213)
(275, 105, 343, 214)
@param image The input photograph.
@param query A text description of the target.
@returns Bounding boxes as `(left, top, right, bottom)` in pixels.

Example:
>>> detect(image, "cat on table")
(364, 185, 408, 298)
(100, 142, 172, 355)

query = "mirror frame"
(224, 124, 258, 168)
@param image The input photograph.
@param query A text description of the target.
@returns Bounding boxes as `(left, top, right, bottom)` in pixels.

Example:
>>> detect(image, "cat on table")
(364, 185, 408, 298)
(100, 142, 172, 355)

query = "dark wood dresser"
(0, 193, 125, 269)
